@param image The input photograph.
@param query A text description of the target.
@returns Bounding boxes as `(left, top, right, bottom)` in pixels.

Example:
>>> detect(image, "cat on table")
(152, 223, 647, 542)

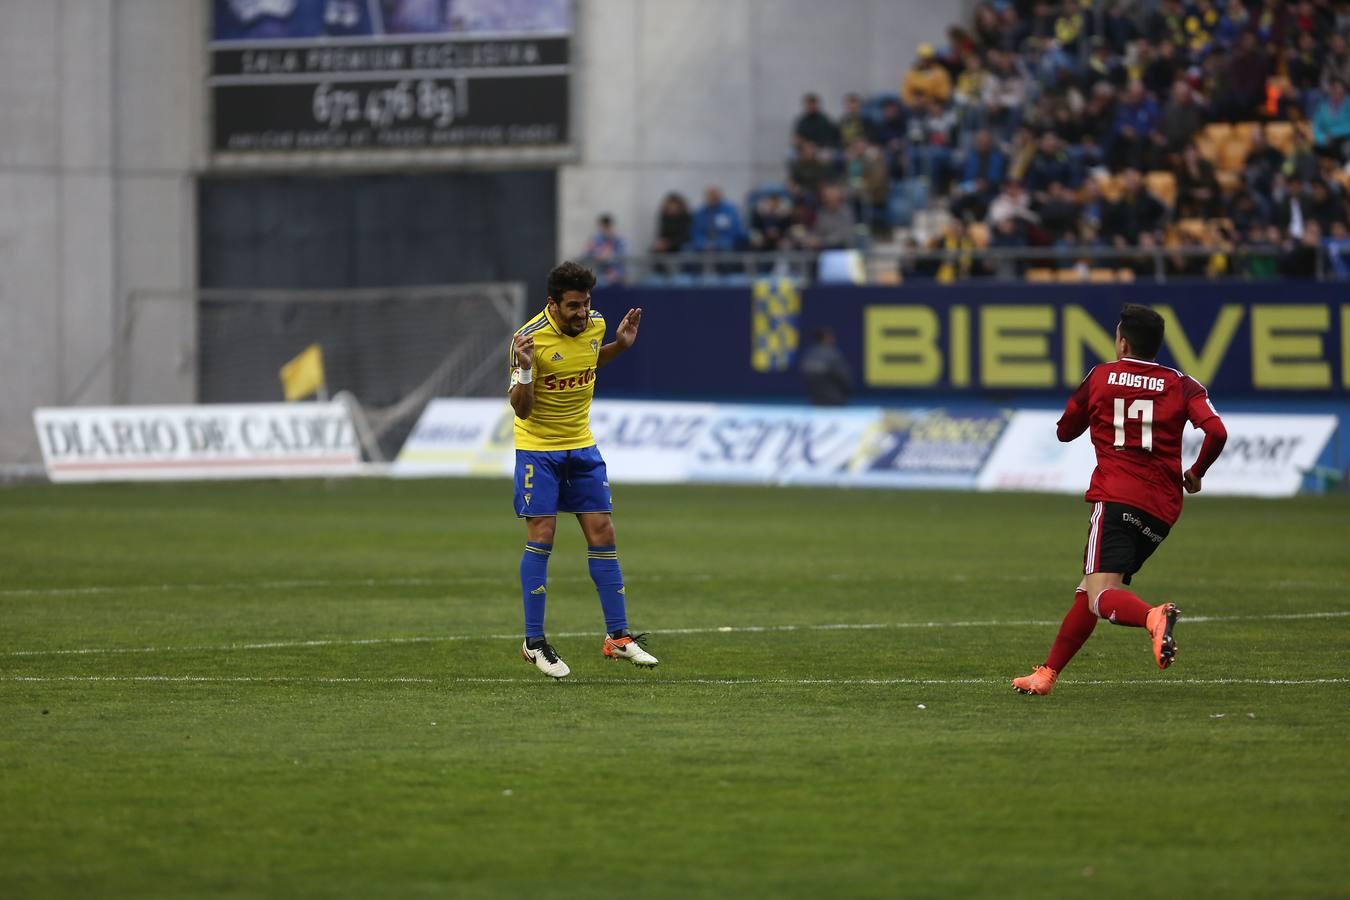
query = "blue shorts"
(514, 446, 612, 518)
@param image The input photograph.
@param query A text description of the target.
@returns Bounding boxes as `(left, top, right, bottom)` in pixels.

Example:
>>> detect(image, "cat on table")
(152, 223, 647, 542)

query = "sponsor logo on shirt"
(541, 368, 595, 391)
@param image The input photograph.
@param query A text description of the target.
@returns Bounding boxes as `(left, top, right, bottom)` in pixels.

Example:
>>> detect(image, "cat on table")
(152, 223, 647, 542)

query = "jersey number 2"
(1113, 398, 1154, 450)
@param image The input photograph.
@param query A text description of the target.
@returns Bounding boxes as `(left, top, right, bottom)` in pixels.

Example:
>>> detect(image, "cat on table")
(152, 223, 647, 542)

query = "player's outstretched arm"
(510, 333, 536, 419)
(598, 308, 642, 368)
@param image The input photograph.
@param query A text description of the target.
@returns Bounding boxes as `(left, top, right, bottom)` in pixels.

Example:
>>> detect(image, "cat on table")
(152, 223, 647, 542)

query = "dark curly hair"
(547, 261, 597, 301)
(1118, 303, 1164, 360)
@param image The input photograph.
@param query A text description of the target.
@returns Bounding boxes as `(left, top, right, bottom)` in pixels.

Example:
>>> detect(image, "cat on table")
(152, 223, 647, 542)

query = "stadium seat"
(1203, 122, 1234, 147)
(1088, 268, 1118, 282)
(1175, 218, 1211, 242)
(888, 183, 913, 228)
(1115, 267, 1136, 282)
(1216, 170, 1242, 193)
(1193, 134, 1218, 164)
(1265, 121, 1295, 155)
(1145, 171, 1177, 208)
(1056, 268, 1087, 282)
(866, 92, 902, 119)
(746, 183, 792, 213)
(1025, 268, 1056, 282)
(1233, 121, 1261, 145)
(967, 221, 990, 248)
(1218, 137, 1251, 173)
(903, 177, 930, 211)
(1096, 172, 1123, 202)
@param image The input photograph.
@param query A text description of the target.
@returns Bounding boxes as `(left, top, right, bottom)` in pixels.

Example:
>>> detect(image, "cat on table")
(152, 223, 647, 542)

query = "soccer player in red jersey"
(1013, 304, 1228, 696)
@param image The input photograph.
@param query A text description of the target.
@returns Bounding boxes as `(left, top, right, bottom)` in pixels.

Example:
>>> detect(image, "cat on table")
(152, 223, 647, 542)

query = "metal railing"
(581, 251, 820, 284)
(582, 243, 1334, 285)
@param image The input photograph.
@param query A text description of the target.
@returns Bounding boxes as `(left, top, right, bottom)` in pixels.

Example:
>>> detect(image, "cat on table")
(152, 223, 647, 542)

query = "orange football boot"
(1012, 665, 1058, 695)
(602, 633, 658, 667)
(1146, 603, 1179, 669)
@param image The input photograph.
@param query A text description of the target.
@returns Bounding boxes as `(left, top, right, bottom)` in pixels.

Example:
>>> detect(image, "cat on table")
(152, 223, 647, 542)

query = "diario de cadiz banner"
(593, 283, 1350, 398)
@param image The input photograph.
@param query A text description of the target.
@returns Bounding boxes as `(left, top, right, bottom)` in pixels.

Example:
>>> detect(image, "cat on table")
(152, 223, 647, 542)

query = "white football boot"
(521, 639, 570, 679)
(602, 633, 658, 667)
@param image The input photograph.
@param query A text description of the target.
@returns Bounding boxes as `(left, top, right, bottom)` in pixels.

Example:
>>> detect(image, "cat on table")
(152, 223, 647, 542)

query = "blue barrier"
(595, 282, 1350, 400)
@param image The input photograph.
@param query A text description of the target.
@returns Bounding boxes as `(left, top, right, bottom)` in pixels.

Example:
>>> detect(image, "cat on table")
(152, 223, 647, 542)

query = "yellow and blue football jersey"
(509, 307, 605, 451)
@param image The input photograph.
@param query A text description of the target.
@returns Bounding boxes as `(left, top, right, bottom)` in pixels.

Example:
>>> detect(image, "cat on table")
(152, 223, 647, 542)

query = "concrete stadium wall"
(558, 0, 954, 259)
(0, 0, 947, 466)
(0, 0, 202, 466)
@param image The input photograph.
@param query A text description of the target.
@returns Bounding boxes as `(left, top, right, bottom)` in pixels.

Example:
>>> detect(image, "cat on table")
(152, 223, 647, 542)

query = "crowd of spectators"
(630, 0, 1350, 281)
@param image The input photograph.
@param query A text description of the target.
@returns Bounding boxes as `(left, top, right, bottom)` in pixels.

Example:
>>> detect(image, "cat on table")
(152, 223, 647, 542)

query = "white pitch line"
(2, 675, 1346, 687)
(0, 577, 435, 597)
(4, 572, 1345, 598)
(4, 611, 1348, 658)
(0, 574, 716, 598)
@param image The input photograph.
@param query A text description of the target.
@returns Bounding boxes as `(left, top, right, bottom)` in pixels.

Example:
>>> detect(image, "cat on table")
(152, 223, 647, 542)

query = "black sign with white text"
(210, 3, 571, 154)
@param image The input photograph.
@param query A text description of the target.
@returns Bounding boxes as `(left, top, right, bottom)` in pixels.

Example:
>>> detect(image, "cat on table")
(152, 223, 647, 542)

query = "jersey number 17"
(1113, 398, 1153, 451)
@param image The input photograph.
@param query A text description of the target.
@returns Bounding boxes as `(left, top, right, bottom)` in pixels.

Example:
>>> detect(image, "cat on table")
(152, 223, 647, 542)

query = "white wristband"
(515, 367, 533, 385)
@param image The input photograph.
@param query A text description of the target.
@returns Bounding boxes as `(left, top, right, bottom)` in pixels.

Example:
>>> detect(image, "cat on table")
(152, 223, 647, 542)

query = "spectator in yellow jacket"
(901, 44, 952, 109)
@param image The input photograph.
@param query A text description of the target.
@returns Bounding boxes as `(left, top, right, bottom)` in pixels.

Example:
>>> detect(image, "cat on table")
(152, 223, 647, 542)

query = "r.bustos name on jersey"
(1107, 371, 1166, 391)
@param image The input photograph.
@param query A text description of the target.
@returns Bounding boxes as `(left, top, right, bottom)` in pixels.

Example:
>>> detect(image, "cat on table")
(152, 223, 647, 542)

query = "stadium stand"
(622, 0, 1350, 285)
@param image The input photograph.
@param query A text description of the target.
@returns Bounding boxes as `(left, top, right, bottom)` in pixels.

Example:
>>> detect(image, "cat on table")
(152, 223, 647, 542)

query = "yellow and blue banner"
(750, 278, 801, 373)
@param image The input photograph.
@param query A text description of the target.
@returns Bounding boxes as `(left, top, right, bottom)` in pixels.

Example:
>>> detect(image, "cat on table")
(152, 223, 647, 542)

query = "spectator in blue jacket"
(961, 129, 1007, 193)
(872, 99, 909, 178)
(951, 129, 1006, 220)
(1313, 80, 1350, 162)
(690, 186, 746, 252)
(1109, 80, 1160, 171)
(1023, 132, 1074, 198)
(582, 214, 628, 285)
(1325, 221, 1350, 279)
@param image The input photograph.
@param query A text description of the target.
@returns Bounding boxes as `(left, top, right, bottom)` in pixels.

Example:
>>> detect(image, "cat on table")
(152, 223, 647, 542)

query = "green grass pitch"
(2, 479, 1348, 898)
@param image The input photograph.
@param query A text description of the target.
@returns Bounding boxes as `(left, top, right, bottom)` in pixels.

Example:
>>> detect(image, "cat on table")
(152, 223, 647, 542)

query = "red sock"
(1095, 588, 1151, 628)
(1044, 589, 1097, 672)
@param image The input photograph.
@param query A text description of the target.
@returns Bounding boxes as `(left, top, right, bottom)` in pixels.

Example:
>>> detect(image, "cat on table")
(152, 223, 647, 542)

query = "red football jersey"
(1057, 357, 1220, 525)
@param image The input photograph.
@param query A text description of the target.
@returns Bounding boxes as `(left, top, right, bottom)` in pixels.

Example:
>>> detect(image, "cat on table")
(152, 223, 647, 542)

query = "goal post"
(119, 282, 526, 462)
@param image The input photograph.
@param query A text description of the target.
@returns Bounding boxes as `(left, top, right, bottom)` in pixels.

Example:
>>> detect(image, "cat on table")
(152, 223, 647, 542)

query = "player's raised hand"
(615, 308, 642, 349)
(1182, 469, 1202, 494)
(513, 333, 535, 369)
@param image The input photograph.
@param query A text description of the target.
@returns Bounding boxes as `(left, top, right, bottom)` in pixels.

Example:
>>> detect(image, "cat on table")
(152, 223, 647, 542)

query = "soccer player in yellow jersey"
(509, 261, 657, 679)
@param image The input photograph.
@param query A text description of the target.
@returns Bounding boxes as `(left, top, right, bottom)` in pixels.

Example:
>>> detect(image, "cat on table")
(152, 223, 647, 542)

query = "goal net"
(188, 283, 525, 460)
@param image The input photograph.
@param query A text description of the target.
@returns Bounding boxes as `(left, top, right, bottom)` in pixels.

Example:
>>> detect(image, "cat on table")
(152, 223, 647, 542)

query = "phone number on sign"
(312, 78, 466, 130)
